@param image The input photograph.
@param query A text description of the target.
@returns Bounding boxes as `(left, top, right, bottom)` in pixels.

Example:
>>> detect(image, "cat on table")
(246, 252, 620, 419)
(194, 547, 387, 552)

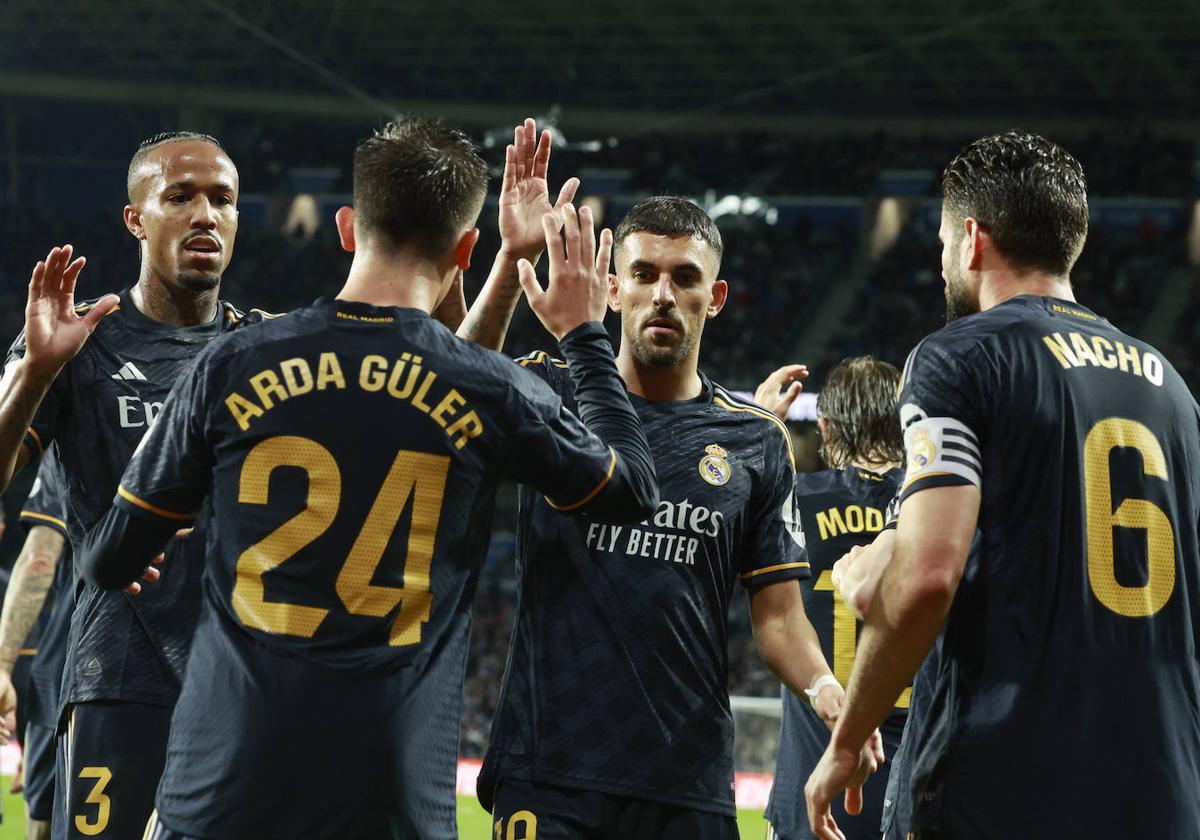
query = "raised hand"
(754, 364, 809, 421)
(498, 118, 580, 262)
(518, 204, 612, 341)
(23, 245, 119, 379)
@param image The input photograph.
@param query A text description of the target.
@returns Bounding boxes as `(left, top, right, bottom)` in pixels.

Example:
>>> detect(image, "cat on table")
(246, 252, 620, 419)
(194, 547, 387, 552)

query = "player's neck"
(336, 250, 442, 313)
(616, 348, 703, 402)
(982, 271, 1075, 311)
(131, 271, 220, 327)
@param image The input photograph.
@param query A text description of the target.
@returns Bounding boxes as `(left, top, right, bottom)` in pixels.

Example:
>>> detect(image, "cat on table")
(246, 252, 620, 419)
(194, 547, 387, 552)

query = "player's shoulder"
(709, 380, 795, 466)
(196, 305, 315, 366)
(794, 465, 903, 501)
(442, 342, 572, 412)
(221, 301, 289, 330)
(900, 299, 1046, 389)
(71, 293, 127, 331)
(513, 349, 572, 382)
(793, 467, 847, 499)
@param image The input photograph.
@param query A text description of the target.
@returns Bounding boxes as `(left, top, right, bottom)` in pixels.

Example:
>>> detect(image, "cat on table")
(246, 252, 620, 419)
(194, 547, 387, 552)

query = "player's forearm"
(558, 323, 659, 521)
(755, 606, 833, 700)
(830, 531, 962, 754)
(81, 505, 178, 591)
(0, 361, 51, 489)
(0, 529, 62, 674)
(456, 252, 528, 351)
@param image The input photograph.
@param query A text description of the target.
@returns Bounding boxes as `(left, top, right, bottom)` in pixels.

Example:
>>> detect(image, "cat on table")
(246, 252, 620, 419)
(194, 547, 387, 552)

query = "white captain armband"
(900, 410, 982, 492)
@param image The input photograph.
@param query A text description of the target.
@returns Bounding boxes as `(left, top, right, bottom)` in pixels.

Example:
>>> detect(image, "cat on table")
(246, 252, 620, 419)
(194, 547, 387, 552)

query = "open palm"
(24, 245, 118, 378)
(498, 118, 580, 261)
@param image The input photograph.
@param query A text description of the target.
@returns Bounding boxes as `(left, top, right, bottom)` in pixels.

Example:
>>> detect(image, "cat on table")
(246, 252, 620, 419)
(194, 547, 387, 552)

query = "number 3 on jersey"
(233, 435, 449, 645)
(1084, 418, 1176, 618)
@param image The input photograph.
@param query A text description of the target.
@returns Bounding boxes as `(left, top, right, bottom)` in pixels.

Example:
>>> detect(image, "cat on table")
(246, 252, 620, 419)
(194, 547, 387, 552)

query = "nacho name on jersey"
(1041, 329, 1166, 386)
(586, 496, 724, 566)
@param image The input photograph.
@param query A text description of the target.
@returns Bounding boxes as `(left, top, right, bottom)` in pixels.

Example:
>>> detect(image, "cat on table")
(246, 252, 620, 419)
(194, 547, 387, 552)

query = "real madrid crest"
(699, 443, 732, 486)
(908, 427, 937, 471)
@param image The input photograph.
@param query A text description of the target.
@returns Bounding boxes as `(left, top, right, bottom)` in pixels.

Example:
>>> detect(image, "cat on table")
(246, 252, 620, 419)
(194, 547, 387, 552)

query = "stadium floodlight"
(482, 106, 605, 153)
(867, 196, 906, 260)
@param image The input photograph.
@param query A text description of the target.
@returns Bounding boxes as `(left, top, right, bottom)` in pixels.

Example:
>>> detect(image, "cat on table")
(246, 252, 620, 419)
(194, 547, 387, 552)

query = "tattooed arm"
(0, 524, 65, 716)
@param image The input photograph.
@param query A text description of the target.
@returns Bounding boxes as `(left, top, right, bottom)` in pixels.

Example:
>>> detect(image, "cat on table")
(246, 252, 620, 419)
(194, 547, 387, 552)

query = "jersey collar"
(627, 370, 714, 409)
(117, 288, 230, 338)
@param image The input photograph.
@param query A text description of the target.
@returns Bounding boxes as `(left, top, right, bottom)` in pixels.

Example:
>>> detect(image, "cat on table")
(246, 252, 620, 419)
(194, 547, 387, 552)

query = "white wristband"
(804, 674, 841, 707)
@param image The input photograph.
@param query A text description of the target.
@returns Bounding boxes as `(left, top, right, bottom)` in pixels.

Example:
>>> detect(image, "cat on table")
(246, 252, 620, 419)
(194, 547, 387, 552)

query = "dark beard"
(625, 323, 694, 368)
(944, 278, 979, 323)
(175, 271, 221, 292)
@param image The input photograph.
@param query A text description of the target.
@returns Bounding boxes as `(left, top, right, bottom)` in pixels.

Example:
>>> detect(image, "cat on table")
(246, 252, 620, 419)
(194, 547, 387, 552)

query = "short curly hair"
(942, 131, 1088, 277)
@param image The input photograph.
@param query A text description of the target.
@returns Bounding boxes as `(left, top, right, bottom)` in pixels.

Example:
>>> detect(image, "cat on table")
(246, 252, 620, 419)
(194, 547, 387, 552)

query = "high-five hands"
(518, 205, 612, 341)
(23, 245, 119, 379)
(499, 118, 580, 263)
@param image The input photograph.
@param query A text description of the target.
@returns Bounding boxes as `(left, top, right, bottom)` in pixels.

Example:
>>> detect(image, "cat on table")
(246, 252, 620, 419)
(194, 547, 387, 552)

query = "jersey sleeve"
(3, 330, 63, 458)
(738, 423, 811, 591)
(502, 354, 624, 513)
(19, 458, 67, 537)
(112, 352, 217, 523)
(897, 333, 986, 503)
(503, 330, 656, 522)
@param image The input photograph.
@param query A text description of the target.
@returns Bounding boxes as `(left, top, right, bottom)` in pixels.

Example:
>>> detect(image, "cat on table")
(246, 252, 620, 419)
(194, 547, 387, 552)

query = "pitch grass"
(0, 783, 768, 838)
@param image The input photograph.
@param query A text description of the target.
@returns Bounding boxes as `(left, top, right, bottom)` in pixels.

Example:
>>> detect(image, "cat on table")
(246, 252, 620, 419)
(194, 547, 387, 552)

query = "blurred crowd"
(1, 126, 1197, 767)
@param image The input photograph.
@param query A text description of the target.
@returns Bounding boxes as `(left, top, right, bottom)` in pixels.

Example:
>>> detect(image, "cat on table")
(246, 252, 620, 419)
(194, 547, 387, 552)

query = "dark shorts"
(24, 720, 57, 821)
(766, 696, 905, 840)
(51, 700, 172, 840)
(152, 603, 464, 840)
(492, 777, 739, 840)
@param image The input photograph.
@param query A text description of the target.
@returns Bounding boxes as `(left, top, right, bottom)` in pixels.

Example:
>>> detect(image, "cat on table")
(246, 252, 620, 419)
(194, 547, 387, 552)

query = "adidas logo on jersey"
(110, 361, 148, 381)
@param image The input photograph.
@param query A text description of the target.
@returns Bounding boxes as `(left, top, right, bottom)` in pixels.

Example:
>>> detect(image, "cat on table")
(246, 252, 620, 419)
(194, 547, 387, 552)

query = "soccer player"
(0, 131, 257, 839)
(470, 194, 873, 839)
(755, 357, 907, 840)
(804, 131, 1200, 839)
(80, 116, 659, 840)
(0, 459, 69, 840)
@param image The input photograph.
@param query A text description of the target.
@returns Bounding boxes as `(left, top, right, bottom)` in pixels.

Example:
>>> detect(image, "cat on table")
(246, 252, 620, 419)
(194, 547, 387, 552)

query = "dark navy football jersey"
(3, 289, 257, 708)
(106, 299, 641, 839)
(17, 455, 71, 730)
(481, 354, 808, 817)
(765, 465, 907, 840)
(896, 296, 1200, 838)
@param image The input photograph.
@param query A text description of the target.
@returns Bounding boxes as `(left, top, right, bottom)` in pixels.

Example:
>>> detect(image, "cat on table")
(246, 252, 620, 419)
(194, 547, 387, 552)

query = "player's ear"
(123, 205, 145, 240)
(607, 273, 621, 313)
(964, 217, 985, 272)
(707, 279, 729, 319)
(817, 416, 832, 446)
(453, 227, 480, 272)
(335, 206, 356, 253)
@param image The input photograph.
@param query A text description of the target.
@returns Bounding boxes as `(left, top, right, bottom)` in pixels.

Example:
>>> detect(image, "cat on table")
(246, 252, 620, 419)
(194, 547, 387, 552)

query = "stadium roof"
(2, 0, 1199, 136)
